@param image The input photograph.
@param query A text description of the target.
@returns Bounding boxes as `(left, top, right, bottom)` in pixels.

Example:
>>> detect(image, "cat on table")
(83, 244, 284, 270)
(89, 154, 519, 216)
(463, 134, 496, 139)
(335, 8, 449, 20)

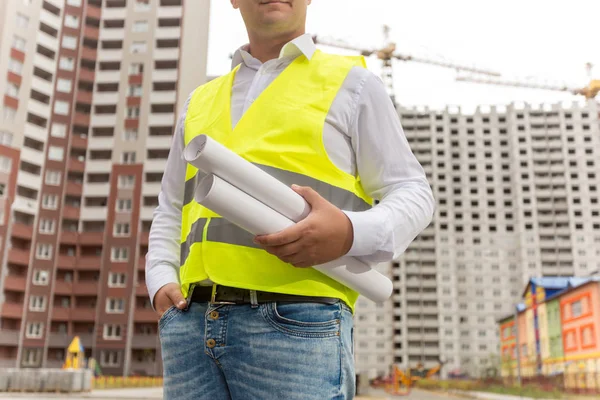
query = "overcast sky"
(206, 0, 599, 111)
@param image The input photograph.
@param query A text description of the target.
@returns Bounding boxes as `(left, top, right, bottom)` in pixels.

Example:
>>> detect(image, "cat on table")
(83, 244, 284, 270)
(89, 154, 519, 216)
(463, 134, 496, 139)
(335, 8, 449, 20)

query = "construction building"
(0, 0, 210, 375)
(354, 101, 600, 379)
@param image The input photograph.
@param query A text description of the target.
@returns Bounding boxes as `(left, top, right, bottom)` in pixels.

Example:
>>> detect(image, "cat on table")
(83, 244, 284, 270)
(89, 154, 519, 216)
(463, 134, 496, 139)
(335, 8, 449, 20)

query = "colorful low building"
(497, 277, 600, 381)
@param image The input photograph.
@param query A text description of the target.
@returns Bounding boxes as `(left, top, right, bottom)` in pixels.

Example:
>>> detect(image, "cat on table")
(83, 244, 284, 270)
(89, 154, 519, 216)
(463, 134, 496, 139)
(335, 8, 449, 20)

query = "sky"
(206, 0, 599, 111)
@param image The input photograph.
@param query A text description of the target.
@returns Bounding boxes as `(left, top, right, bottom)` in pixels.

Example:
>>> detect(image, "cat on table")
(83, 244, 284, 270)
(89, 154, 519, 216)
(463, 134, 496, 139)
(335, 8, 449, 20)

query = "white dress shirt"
(146, 34, 435, 304)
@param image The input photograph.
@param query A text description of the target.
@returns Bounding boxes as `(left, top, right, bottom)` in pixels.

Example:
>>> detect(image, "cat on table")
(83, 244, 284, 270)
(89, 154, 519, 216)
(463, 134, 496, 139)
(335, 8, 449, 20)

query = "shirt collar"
(231, 33, 316, 70)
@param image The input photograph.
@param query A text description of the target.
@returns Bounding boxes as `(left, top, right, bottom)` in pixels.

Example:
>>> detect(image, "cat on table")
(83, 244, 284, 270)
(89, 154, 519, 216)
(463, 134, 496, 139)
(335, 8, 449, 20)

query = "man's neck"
(247, 30, 305, 63)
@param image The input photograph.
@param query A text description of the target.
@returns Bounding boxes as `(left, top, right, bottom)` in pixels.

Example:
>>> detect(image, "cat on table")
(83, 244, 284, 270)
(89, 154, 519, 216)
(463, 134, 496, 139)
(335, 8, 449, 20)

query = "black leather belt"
(189, 284, 339, 306)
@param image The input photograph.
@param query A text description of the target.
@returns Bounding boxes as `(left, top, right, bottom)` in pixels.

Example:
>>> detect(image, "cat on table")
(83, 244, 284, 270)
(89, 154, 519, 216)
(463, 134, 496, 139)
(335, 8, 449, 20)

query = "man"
(146, 0, 434, 399)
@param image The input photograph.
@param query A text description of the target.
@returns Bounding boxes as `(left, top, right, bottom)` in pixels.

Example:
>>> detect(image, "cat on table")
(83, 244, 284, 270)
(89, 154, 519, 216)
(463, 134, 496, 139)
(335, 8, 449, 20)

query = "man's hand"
(254, 185, 354, 268)
(154, 283, 187, 317)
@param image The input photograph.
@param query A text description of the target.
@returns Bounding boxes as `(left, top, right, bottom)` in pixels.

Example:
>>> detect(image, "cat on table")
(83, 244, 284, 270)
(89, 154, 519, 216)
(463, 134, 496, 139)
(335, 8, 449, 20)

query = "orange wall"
(560, 282, 600, 357)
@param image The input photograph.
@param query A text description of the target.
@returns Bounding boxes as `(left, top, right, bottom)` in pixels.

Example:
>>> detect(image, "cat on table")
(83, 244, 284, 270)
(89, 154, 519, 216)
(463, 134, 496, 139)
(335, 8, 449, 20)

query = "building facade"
(386, 101, 600, 377)
(0, 0, 210, 375)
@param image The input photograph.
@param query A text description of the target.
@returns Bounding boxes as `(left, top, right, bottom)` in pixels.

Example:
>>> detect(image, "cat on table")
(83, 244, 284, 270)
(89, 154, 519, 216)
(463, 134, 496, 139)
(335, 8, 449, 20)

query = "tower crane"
(313, 25, 502, 105)
(456, 62, 600, 99)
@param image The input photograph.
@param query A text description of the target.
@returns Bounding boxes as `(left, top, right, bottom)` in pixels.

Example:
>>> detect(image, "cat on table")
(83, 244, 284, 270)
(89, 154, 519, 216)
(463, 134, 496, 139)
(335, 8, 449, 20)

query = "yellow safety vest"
(181, 50, 373, 310)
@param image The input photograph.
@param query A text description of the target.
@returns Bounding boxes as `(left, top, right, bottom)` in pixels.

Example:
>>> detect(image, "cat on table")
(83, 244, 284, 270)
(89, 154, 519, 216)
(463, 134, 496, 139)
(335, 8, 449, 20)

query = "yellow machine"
(385, 362, 446, 396)
(62, 336, 85, 369)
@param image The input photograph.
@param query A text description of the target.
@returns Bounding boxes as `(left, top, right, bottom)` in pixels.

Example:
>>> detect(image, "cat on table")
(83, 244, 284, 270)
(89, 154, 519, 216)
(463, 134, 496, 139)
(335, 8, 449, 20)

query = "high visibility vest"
(181, 50, 373, 310)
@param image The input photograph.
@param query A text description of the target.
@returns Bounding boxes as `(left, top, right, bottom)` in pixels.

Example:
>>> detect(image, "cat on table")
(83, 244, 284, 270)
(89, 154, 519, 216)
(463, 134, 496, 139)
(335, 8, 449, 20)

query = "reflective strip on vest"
(182, 163, 371, 211)
(180, 218, 208, 263)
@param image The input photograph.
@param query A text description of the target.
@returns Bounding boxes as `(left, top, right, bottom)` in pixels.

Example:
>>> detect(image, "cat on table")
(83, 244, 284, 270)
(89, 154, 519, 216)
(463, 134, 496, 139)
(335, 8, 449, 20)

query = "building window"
(8, 58, 23, 75)
(2, 107, 16, 121)
(100, 350, 120, 366)
(62, 35, 78, 50)
(108, 272, 127, 288)
(45, 170, 61, 186)
(42, 194, 58, 209)
(122, 152, 136, 164)
(36, 243, 53, 260)
(32, 269, 50, 285)
(16, 13, 29, 28)
(39, 218, 56, 234)
(48, 146, 64, 161)
(67, 0, 83, 6)
(0, 130, 13, 146)
(581, 325, 595, 348)
(59, 56, 75, 71)
(130, 41, 147, 53)
(129, 63, 144, 75)
(56, 78, 73, 93)
(118, 175, 135, 188)
(12, 36, 26, 52)
(123, 129, 138, 141)
(25, 322, 44, 339)
(103, 324, 122, 340)
(64, 14, 79, 29)
(106, 298, 125, 314)
(133, 20, 148, 32)
(571, 300, 582, 318)
(29, 295, 47, 312)
(111, 247, 129, 262)
(54, 101, 70, 115)
(114, 222, 131, 237)
(5, 82, 19, 98)
(0, 156, 12, 173)
(128, 85, 143, 97)
(22, 349, 42, 367)
(126, 107, 140, 118)
(50, 123, 67, 138)
(135, 0, 151, 11)
(116, 198, 132, 212)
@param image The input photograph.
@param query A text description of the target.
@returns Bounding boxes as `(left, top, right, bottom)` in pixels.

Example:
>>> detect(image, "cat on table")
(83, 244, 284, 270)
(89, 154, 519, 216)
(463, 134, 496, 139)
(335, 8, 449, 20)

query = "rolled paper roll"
(195, 174, 393, 303)
(184, 134, 311, 222)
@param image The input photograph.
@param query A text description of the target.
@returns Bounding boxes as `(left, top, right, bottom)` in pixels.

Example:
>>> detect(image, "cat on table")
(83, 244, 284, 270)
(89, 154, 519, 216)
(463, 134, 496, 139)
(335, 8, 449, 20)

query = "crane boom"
(394, 54, 501, 76)
(456, 75, 581, 95)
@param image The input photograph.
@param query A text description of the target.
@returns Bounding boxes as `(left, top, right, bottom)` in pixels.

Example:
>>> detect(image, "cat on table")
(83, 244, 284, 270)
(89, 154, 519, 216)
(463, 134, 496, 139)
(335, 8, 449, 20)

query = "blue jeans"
(159, 300, 355, 399)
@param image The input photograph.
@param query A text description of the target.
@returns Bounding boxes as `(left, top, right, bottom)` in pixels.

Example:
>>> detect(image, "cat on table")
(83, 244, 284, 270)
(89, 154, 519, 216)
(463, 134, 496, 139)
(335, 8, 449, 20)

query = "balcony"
(63, 205, 80, 220)
(76, 91, 93, 105)
(0, 330, 20, 346)
(78, 255, 101, 270)
(0, 359, 17, 368)
(79, 68, 95, 82)
(149, 90, 177, 104)
(17, 170, 42, 191)
(80, 206, 107, 221)
(91, 114, 117, 127)
(144, 159, 167, 172)
(152, 69, 178, 82)
(3, 275, 26, 292)
(94, 91, 119, 105)
(158, 6, 183, 18)
(99, 28, 124, 41)
(39, 7, 61, 30)
(85, 160, 112, 174)
(86, 4, 101, 19)
(12, 196, 38, 215)
(73, 112, 90, 127)
(65, 181, 83, 197)
(1, 303, 24, 319)
(154, 48, 179, 61)
(142, 182, 161, 196)
(73, 282, 98, 296)
(84, 182, 110, 197)
(57, 254, 77, 269)
(79, 231, 104, 245)
(71, 308, 96, 322)
(134, 309, 157, 323)
(156, 26, 181, 40)
(136, 285, 148, 296)
(138, 256, 146, 271)
(11, 223, 33, 240)
(131, 335, 159, 349)
(84, 25, 99, 40)
(130, 361, 158, 376)
(53, 280, 73, 295)
(7, 248, 30, 266)
(81, 47, 97, 61)
(48, 333, 70, 348)
(98, 49, 123, 62)
(140, 232, 149, 246)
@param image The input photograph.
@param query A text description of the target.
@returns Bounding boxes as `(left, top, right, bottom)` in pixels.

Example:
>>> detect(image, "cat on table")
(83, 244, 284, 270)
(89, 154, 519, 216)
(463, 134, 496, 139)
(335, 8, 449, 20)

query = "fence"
(92, 376, 163, 389)
(503, 373, 600, 395)
(0, 368, 92, 392)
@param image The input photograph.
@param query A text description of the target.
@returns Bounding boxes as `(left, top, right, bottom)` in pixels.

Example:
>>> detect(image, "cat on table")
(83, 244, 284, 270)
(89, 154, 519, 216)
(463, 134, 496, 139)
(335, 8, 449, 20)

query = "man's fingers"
(291, 185, 322, 207)
(255, 223, 304, 247)
(166, 287, 187, 309)
(264, 240, 303, 258)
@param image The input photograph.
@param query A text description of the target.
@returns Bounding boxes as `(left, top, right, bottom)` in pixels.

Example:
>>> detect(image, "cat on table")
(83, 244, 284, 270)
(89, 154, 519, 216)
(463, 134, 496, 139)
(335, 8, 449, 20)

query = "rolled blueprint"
(184, 134, 311, 222)
(195, 174, 393, 303)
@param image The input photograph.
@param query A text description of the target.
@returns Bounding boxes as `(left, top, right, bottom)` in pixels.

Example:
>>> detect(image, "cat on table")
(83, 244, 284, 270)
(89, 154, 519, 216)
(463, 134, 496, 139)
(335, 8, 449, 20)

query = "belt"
(189, 284, 340, 306)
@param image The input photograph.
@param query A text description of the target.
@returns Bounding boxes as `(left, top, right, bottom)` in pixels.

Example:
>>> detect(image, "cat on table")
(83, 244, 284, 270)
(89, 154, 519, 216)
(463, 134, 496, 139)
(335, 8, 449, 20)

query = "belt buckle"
(210, 284, 236, 305)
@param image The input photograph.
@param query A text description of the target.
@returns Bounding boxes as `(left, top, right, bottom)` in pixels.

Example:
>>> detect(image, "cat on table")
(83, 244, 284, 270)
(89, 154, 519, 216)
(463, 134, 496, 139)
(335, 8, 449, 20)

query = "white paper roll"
(195, 175, 393, 303)
(184, 134, 311, 222)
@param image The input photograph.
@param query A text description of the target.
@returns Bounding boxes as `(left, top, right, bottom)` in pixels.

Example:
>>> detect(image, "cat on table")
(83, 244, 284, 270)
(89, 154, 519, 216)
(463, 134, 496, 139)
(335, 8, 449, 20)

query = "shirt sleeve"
(145, 95, 191, 307)
(343, 71, 435, 263)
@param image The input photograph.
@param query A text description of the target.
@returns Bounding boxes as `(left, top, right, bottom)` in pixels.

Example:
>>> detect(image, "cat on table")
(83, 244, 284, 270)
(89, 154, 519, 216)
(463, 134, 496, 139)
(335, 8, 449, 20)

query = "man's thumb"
(292, 185, 320, 206)
(167, 288, 187, 309)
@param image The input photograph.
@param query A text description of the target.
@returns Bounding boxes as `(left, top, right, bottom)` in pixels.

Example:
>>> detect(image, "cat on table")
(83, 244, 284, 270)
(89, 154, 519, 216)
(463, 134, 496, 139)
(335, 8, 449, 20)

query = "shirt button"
(210, 311, 219, 320)
(206, 339, 216, 348)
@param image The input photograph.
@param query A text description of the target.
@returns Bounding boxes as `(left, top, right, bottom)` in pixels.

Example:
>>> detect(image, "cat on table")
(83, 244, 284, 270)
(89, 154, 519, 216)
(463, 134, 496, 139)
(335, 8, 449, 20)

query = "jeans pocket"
(261, 301, 341, 338)
(158, 305, 181, 331)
